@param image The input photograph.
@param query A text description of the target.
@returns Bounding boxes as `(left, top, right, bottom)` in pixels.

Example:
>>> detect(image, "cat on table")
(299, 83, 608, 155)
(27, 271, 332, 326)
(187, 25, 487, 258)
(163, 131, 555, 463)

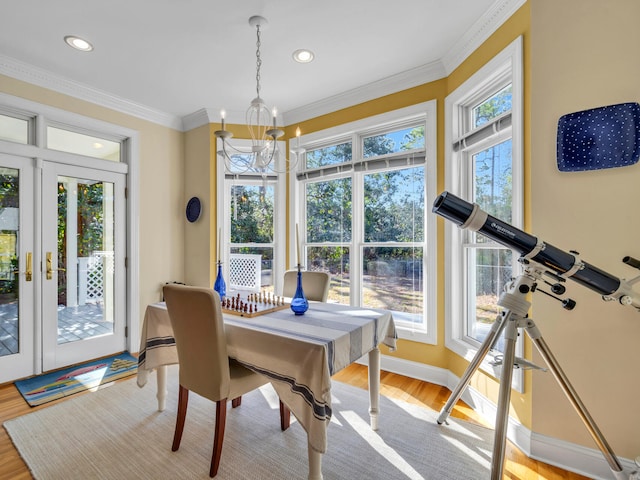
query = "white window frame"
(216, 138, 287, 294)
(292, 101, 437, 344)
(444, 37, 524, 387)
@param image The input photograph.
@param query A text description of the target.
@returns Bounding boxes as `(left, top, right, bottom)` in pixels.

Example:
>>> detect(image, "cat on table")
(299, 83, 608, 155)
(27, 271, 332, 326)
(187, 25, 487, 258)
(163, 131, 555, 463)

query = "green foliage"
(230, 185, 274, 243)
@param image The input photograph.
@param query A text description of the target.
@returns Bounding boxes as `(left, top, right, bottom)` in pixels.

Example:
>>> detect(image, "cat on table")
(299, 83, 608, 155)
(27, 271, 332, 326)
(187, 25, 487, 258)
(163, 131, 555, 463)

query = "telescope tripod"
(437, 267, 637, 480)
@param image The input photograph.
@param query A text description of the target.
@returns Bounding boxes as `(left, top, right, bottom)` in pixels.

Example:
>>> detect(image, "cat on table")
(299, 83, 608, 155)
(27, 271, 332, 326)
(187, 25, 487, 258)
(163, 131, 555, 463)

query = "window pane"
(472, 139, 512, 244)
(306, 141, 352, 169)
(363, 125, 424, 158)
(0, 168, 19, 356)
(473, 84, 512, 128)
(306, 178, 352, 242)
(230, 246, 274, 291)
(47, 126, 121, 161)
(224, 151, 278, 174)
(363, 246, 423, 322)
(467, 247, 512, 349)
(364, 166, 424, 242)
(307, 246, 349, 304)
(0, 114, 28, 144)
(230, 184, 274, 243)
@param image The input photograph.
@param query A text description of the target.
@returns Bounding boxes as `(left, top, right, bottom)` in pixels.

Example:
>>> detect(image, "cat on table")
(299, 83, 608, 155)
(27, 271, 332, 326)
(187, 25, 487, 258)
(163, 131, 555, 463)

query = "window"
(444, 37, 523, 382)
(47, 125, 122, 161)
(295, 102, 437, 343)
(0, 111, 30, 144)
(218, 140, 287, 293)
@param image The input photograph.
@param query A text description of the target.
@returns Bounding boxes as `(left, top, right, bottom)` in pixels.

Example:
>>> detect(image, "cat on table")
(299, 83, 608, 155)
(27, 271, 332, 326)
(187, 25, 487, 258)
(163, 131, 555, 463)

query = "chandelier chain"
(255, 24, 262, 98)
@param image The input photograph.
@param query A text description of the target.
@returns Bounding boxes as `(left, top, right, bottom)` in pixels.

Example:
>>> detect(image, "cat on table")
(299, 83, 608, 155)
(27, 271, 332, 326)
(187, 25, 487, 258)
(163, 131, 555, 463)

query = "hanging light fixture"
(215, 15, 303, 174)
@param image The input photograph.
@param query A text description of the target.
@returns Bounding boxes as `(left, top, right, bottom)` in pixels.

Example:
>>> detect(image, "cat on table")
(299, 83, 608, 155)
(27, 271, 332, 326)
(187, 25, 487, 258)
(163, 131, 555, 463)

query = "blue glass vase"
(290, 266, 308, 315)
(213, 262, 226, 300)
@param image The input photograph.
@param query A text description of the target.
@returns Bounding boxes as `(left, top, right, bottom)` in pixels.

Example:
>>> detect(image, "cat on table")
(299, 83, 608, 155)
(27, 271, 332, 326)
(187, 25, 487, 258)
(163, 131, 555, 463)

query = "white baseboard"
(357, 354, 638, 480)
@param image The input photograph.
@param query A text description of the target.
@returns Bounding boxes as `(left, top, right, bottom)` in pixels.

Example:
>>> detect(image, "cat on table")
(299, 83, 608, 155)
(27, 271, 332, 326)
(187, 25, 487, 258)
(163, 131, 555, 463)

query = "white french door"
(0, 156, 126, 382)
(41, 162, 126, 371)
(0, 153, 35, 382)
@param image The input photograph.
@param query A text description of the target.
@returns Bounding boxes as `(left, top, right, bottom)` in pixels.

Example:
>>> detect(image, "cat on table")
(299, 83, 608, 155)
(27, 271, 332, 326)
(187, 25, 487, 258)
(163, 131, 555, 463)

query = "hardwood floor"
(0, 363, 589, 479)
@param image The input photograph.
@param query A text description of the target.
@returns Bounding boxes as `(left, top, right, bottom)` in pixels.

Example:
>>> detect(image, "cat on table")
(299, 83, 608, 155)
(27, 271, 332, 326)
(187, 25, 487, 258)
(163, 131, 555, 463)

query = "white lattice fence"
(229, 254, 262, 292)
(79, 251, 114, 304)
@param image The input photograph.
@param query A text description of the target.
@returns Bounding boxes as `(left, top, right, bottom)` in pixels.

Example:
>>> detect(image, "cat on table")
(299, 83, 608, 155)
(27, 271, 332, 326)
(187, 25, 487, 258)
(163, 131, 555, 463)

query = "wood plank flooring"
(0, 363, 589, 479)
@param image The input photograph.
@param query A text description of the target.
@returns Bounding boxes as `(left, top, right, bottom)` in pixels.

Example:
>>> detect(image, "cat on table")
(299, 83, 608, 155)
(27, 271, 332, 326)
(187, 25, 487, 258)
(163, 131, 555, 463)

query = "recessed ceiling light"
(64, 35, 94, 52)
(292, 49, 314, 63)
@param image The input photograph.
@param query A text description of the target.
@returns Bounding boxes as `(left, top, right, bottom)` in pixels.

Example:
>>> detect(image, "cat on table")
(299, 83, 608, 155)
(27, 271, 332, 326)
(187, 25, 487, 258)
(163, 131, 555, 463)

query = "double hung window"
(444, 37, 523, 379)
(296, 102, 437, 342)
(218, 141, 286, 292)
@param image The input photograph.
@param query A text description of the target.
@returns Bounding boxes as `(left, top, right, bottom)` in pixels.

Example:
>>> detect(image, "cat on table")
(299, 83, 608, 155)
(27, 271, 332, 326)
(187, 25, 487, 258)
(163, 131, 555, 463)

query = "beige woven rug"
(4, 365, 492, 479)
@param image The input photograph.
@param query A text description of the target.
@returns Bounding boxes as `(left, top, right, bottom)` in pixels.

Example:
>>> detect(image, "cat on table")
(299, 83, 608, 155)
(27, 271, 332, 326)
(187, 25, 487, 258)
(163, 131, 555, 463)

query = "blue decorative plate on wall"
(186, 196, 201, 222)
(557, 102, 640, 172)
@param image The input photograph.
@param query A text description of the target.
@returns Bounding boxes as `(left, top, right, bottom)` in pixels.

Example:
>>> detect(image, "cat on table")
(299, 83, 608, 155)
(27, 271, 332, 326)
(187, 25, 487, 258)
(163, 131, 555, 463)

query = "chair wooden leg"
(210, 398, 228, 477)
(172, 385, 189, 451)
(231, 396, 242, 408)
(279, 399, 291, 431)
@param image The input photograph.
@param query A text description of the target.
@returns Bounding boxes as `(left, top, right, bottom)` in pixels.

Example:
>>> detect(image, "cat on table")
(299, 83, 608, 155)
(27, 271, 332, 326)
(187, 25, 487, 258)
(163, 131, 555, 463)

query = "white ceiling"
(0, 0, 524, 130)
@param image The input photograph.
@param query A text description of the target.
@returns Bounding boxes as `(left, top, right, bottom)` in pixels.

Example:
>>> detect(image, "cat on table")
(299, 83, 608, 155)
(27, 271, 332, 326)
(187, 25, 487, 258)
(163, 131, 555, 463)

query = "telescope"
(432, 191, 640, 310)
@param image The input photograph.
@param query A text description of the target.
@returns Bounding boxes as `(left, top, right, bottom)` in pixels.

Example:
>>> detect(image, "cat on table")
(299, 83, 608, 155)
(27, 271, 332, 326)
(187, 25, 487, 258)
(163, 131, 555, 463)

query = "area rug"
(5, 365, 493, 479)
(14, 352, 137, 407)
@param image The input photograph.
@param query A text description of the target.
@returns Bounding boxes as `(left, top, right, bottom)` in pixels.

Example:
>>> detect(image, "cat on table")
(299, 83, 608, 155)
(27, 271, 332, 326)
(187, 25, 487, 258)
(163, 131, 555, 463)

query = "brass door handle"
(46, 252, 65, 280)
(13, 252, 33, 282)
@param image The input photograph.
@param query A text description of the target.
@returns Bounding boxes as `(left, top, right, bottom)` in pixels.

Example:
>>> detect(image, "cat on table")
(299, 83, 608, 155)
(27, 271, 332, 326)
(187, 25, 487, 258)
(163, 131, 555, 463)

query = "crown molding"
(282, 61, 446, 126)
(442, 0, 527, 74)
(1, 0, 526, 132)
(0, 53, 183, 131)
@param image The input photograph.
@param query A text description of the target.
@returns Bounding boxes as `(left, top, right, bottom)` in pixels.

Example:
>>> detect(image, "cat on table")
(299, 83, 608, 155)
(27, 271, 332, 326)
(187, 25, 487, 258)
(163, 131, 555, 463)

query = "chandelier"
(214, 15, 302, 174)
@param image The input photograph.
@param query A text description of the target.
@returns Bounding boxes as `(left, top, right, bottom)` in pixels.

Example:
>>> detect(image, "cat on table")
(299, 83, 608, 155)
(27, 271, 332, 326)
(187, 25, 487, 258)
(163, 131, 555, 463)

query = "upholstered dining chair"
(162, 284, 290, 477)
(282, 270, 331, 302)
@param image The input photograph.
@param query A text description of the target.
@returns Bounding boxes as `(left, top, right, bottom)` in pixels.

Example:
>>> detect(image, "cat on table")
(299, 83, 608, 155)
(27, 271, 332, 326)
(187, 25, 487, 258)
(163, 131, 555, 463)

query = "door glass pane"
(57, 177, 115, 344)
(0, 168, 19, 357)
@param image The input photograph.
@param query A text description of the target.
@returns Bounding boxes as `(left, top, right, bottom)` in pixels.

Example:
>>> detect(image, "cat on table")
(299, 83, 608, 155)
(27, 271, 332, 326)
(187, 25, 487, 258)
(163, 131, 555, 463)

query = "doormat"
(14, 352, 138, 407)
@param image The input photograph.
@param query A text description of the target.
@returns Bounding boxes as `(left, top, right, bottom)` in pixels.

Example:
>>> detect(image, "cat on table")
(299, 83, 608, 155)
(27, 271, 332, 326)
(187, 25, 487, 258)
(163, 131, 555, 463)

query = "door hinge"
(125, 257, 128, 268)
(125, 326, 128, 338)
(124, 187, 128, 199)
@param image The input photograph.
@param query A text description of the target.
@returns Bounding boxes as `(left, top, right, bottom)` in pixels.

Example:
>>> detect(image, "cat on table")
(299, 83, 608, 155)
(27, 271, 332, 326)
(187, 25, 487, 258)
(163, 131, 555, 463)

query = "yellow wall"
(277, 4, 534, 427)
(530, 0, 640, 457)
(0, 73, 185, 328)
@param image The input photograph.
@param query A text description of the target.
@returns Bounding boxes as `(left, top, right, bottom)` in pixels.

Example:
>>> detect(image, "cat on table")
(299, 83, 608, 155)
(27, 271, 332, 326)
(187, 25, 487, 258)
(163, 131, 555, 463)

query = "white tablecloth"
(137, 301, 397, 453)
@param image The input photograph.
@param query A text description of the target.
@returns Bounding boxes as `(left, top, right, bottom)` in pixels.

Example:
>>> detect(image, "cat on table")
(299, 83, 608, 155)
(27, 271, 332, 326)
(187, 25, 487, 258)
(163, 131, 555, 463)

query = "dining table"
(136, 296, 397, 480)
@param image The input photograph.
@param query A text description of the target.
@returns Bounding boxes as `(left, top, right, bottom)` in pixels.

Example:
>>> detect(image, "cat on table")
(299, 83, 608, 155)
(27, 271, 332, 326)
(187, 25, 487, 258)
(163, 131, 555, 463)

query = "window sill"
(395, 325, 436, 345)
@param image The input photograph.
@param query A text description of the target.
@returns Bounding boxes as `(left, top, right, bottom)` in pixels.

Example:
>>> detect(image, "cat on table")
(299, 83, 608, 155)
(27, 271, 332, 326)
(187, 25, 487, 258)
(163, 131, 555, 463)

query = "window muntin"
(47, 126, 121, 162)
(0, 114, 29, 144)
